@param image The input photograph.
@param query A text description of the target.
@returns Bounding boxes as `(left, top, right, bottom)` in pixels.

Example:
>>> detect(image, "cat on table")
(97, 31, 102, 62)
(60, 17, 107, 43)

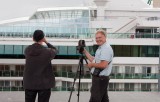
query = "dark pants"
(89, 76, 110, 102)
(25, 89, 51, 102)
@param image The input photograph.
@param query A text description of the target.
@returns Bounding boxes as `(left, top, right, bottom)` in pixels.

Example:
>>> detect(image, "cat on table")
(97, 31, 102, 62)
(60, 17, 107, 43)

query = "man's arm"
(87, 46, 112, 69)
(87, 60, 108, 69)
(43, 38, 58, 54)
(42, 38, 58, 59)
(83, 49, 94, 62)
(46, 42, 58, 53)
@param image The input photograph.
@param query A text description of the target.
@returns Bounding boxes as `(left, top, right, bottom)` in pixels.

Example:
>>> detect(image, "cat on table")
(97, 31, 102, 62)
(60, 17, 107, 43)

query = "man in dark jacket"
(23, 30, 58, 102)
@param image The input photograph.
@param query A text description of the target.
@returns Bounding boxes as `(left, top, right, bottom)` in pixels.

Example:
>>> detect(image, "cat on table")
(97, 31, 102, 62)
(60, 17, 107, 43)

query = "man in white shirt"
(83, 29, 113, 102)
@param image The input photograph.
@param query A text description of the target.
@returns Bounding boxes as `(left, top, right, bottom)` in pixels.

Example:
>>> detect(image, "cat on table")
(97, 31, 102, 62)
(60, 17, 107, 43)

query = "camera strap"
(108, 60, 112, 65)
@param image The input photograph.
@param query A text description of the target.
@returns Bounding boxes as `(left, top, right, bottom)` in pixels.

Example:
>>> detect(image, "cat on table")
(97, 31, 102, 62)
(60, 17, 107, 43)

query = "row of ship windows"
(0, 45, 94, 55)
(0, 45, 159, 57)
(111, 66, 156, 74)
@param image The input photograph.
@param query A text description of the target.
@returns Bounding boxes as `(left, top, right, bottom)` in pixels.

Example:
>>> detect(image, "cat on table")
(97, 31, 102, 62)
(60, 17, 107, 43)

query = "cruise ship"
(0, 0, 160, 92)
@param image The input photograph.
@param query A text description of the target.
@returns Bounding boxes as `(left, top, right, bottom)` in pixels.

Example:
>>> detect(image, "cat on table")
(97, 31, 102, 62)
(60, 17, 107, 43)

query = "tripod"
(68, 54, 88, 102)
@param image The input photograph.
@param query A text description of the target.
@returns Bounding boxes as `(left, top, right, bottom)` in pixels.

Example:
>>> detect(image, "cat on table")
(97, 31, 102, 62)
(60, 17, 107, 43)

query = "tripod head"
(76, 40, 86, 54)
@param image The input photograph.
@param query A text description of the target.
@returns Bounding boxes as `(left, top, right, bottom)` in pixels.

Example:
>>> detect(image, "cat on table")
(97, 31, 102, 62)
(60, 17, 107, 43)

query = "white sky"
(0, 0, 149, 21)
(0, 0, 88, 21)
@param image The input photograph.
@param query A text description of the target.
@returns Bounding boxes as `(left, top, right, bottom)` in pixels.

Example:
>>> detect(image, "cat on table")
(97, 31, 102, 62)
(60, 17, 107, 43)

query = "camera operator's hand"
(42, 38, 48, 44)
(83, 49, 95, 63)
(86, 63, 93, 69)
(83, 48, 87, 54)
(42, 38, 58, 53)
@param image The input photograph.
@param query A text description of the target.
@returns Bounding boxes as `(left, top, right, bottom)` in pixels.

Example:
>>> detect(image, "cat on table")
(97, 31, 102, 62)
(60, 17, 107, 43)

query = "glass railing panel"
(2, 71, 11, 77)
(18, 87, 24, 91)
(62, 72, 67, 77)
(3, 87, 10, 91)
(52, 86, 61, 91)
(142, 73, 157, 79)
(133, 73, 142, 79)
(115, 73, 124, 79)
(68, 72, 76, 78)
(54, 72, 62, 77)
(124, 73, 133, 79)
(0, 70, 158, 79)
(11, 71, 19, 77)
(110, 73, 116, 79)
(0, 71, 24, 77)
(19, 71, 24, 77)
(61, 87, 67, 91)
(11, 87, 19, 91)
(83, 73, 91, 79)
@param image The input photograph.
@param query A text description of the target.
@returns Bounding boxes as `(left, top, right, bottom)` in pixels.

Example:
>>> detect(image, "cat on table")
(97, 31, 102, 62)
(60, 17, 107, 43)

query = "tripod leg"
(68, 60, 81, 102)
(77, 61, 83, 102)
(68, 54, 84, 102)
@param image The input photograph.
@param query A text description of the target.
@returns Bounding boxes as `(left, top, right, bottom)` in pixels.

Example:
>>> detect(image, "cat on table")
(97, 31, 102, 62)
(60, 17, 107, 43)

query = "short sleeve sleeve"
(99, 47, 112, 62)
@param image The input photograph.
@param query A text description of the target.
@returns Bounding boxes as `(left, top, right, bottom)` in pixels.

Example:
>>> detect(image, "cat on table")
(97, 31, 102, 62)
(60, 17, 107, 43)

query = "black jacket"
(23, 43, 57, 90)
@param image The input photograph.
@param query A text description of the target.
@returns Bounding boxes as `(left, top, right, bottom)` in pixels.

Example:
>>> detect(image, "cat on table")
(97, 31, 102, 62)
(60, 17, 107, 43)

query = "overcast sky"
(0, 0, 91, 21)
(0, 0, 149, 21)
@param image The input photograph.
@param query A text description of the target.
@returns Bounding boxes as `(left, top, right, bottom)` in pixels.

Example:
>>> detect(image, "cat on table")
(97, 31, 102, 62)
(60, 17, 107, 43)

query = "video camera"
(76, 40, 86, 54)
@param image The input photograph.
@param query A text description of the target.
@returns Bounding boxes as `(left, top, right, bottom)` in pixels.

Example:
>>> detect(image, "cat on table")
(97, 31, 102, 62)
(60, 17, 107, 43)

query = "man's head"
(95, 30, 107, 46)
(33, 30, 44, 42)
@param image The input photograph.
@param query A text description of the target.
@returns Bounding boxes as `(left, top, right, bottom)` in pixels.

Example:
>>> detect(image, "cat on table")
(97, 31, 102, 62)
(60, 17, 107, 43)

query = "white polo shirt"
(91, 42, 114, 76)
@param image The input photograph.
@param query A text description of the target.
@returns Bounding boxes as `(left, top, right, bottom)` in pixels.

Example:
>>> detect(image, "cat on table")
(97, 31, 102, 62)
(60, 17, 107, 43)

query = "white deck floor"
(0, 91, 160, 102)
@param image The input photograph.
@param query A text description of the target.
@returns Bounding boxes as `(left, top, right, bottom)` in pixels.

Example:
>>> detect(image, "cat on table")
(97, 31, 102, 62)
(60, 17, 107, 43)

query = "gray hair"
(95, 29, 107, 37)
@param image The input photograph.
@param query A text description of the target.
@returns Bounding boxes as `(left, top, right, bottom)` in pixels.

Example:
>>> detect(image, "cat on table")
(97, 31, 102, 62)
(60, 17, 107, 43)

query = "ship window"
(141, 83, 151, 91)
(142, 66, 151, 74)
(4, 45, 13, 54)
(59, 46, 67, 55)
(4, 65, 9, 70)
(124, 83, 134, 91)
(5, 81, 10, 87)
(0, 65, 4, 71)
(0, 45, 4, 54)
(0, 81, 4, 87)
(125, 66, 135, 74)
(112, 66, 119, 74)
(68, 46, 76, 55)
(22, 45, 28, 55)
(14, 45, 23, 54)
(147, 17, 160, 21)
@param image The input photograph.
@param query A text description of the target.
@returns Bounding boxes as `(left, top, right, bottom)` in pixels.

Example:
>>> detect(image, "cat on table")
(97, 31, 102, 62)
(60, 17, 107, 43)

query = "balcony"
(110, 73, 158, 79)
(0, 71, 158, 79)
(0, 32, 160, 39)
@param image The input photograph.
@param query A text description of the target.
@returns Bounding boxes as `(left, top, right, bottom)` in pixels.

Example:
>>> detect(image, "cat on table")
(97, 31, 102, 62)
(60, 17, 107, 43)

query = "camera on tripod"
(76, 40, 86, 54)
(68, 39, 88, 102)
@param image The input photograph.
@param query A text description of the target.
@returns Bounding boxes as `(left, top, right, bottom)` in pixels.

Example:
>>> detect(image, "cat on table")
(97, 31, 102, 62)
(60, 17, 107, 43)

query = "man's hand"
(86, 63, 93, 69)
(83, 48, 94, 63)
(42, 38, 48, 44)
